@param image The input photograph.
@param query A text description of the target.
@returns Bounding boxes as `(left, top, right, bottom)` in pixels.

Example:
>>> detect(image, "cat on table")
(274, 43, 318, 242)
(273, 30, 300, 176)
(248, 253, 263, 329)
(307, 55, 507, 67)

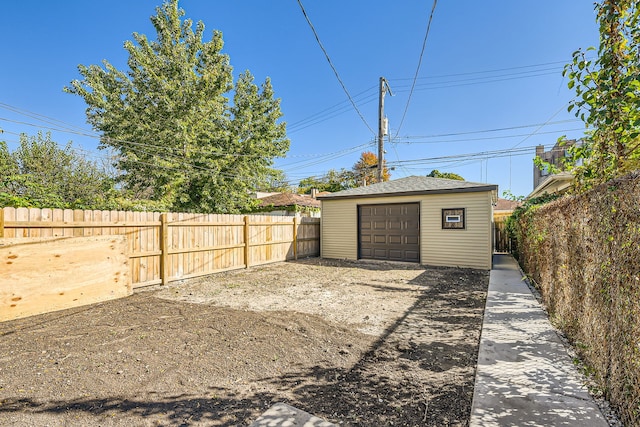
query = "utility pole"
(377, 77, 392, 183)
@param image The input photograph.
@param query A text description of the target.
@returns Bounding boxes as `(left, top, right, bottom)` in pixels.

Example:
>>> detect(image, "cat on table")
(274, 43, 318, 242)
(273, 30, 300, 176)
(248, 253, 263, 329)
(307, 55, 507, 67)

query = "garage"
(319, 176, 498, 270)
(358, 203, 420, 262)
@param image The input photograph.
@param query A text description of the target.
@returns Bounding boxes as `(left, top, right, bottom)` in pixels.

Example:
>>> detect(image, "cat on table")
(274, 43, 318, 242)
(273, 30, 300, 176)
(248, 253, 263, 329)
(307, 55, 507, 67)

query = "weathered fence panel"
(1, 207, 321, 288)
(493, 212, 513, 253)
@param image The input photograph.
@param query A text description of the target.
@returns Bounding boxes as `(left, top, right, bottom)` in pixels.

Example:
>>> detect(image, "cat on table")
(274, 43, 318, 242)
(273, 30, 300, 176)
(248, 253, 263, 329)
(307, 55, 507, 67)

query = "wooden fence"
(0, 207, 320, 288)
(493, 212, 513, 253)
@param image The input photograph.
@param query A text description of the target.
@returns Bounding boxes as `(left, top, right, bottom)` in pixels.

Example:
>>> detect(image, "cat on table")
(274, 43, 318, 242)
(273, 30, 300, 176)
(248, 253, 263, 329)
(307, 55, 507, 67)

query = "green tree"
(427, 169, 465, 180)
(257, 169, 291, 193)
(65, 0, 289, 213)
(563, 0, 640, 190)
(0, 132, 116, 208)
(297, 168, 356, 194)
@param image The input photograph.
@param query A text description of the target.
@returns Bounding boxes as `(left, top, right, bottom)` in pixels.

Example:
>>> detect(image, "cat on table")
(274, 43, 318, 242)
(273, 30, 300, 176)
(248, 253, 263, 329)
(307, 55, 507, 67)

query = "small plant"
(223, 283, 241, 289)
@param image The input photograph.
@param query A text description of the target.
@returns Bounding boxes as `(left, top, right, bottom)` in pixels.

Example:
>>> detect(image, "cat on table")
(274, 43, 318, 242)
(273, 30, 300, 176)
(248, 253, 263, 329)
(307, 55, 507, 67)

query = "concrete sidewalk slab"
(470, 254, 608, 426)
(250, 403, 338, 427)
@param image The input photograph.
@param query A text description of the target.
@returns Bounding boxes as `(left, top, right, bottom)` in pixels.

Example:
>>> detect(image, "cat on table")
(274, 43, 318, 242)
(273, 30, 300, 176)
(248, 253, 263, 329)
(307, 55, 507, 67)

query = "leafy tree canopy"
(297, 169, 356, 194)
(297, 151, 392, 194)
(427, 169, 465, 181)
(352, 151, 390, 185)
(65, 0, 289, 213)
(0, 132, 116, 209)
(562, 0, 640, 191)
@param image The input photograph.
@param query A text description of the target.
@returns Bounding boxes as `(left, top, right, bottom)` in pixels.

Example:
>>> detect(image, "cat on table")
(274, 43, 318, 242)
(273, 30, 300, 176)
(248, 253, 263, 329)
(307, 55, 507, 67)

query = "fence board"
(493, 212, 513, 253)
(1, 207, 320, 288)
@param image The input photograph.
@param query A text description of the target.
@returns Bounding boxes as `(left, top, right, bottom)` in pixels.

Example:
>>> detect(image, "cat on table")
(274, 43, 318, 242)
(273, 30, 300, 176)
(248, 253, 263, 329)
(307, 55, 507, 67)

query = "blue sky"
(0, 1, 600, 198)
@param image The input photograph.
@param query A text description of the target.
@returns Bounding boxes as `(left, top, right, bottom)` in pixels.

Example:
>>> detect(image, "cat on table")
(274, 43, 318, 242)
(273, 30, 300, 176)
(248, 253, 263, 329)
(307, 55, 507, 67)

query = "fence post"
(0, 208, 4, 238)
(293, 216, 298, 260)
(160, 213, 169, 285)
(244, 215, 250, 268)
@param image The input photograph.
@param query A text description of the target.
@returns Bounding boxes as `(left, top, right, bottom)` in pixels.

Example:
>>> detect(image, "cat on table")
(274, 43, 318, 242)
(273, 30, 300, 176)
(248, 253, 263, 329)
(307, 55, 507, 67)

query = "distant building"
(533, 140, 576, 189)
(529, 140, 578, 199)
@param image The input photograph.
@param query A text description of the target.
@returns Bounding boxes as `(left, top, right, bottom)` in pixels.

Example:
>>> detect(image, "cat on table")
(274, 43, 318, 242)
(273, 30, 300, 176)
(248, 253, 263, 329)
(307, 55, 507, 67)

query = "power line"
(0, 102, 95, 135)
(394, 119, 582, 140)
(394, 128, 586, 145)
(386, 144, 543, 167)
(295, 0, 376, 135)
(280, 141, 375, 172)
(393, 71, 562, 93)
(391, 60, 573, 81)
(511, 102, 571, 148)
(285, 64, 569, 134)
(0, 115, 285, 160)
(390, 67, 562, 89)
(287, 85, 377, 132)
(394, 0, 438, 138)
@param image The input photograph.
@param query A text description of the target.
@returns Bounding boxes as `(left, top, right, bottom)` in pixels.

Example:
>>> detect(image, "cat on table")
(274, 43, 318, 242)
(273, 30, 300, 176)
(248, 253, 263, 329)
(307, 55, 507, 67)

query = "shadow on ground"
(0, 261, 488, 426)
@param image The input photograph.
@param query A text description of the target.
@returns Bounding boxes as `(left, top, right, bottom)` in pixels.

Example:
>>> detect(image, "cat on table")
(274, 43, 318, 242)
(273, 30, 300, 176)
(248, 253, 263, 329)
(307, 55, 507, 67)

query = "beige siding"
(320, 199, 359, 259)
(321, 191, 493, 270)
(421, 192, 493, 269)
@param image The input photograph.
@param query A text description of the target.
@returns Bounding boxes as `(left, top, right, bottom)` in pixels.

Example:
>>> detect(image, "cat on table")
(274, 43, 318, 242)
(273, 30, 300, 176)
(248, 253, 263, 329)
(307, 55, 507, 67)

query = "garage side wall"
(321, 191, 493, 270)
(421, 192, 493, 270)
(320, 198, 359, 259)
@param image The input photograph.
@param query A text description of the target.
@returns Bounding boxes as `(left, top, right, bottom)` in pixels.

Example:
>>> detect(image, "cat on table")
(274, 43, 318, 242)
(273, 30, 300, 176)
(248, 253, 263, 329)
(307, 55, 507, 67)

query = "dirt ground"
(0, 258, 489, 426)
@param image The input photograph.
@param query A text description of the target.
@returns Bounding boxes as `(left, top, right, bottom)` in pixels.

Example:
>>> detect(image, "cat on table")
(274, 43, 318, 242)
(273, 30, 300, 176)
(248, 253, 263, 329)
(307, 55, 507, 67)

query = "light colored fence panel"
(1, 235, 131, 322)
(1, 207, 320, 288)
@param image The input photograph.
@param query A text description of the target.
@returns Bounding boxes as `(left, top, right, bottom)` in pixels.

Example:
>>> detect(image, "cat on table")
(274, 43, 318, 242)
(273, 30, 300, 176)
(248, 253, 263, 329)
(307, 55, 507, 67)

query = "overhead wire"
(287, 85, 377, 133)
(1, 107, 587, 180)
(395, 119, 580, 139)
(394, 0, 438, 138)
(390, 60, 572, 81)
(386, 144, 545, 167)
(0, 105, 374, 183)
(286, 62, 571, 134)
(394, 128, 586, 145)
(295, 0, 376, 135)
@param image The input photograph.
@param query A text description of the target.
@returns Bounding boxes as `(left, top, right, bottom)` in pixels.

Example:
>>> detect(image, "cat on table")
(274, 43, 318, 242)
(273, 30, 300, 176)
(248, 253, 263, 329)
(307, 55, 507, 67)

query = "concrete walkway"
(470, 254, 608, 426)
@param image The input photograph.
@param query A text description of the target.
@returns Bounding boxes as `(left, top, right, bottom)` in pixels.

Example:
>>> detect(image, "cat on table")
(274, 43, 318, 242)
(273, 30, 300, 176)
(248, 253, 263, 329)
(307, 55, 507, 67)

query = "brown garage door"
(358, 203, 420, 262)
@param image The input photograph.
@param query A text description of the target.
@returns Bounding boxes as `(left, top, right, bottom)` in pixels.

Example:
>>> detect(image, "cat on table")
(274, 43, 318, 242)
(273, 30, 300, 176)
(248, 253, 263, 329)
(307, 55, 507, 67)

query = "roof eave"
(527, 174, 573, 199)
(318, 185, 498, 201)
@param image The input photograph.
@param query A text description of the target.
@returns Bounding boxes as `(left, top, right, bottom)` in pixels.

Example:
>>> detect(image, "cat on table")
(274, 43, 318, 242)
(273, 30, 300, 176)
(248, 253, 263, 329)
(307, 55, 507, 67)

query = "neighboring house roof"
(317, 176, 498, 200)
(494, 198, 522, 212)
(254, 191, 280, 199)
(527, 172, 573, 199)
(258, 193, 321, 209)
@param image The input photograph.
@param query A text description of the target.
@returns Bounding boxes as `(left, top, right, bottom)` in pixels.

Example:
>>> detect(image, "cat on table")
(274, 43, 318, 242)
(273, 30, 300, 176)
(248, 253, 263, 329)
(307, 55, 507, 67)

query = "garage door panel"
(359, 203, 420, 263)
(388, 206, 403, 215)
(389, 235, 402, 244)
(374, 234, 387, 244)
(405, 235, 419, 245)
(373, 248, 387, 258)
(405, 251, 420, 262)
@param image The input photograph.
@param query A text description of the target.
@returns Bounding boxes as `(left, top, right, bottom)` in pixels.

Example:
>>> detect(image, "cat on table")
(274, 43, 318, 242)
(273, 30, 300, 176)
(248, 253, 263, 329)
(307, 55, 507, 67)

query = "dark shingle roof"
(317, 176, 497, 200)
(258, 193, 321, 209)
